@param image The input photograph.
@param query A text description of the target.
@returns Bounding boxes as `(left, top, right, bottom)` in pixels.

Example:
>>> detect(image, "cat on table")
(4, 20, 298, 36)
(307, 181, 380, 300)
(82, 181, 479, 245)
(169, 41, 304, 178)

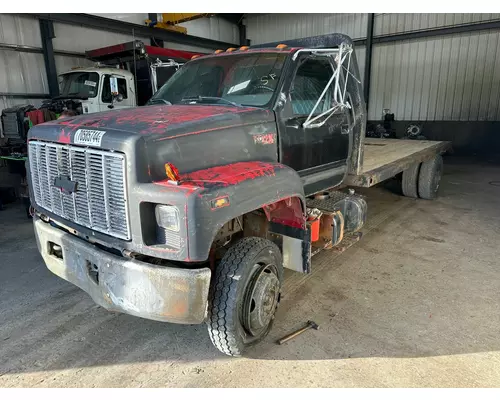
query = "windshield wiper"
(148, 98, 172, 105)
(180, 96, 242, 107)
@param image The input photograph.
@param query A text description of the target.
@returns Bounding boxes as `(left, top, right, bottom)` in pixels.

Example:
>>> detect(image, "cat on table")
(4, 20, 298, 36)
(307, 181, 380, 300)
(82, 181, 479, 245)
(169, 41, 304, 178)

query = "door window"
(102, 75, 128, 103)
(290, 59, 333, 116)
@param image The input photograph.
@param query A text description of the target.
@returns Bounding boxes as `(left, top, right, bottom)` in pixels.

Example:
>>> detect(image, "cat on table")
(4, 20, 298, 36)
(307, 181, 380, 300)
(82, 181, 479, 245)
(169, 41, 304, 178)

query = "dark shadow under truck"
(27, 34, 451, 356)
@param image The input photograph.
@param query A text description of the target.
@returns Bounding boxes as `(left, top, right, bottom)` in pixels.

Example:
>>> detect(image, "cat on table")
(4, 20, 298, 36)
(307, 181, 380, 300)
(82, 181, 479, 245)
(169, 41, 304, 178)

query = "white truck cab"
(58, 67, 136, 114)
(46, 40, 202, 116)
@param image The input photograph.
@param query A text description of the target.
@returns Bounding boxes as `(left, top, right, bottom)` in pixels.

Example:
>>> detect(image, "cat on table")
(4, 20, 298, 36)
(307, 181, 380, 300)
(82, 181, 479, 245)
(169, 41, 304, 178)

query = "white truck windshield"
(150, 53, 287, 107)
(59, 72, 99, 99)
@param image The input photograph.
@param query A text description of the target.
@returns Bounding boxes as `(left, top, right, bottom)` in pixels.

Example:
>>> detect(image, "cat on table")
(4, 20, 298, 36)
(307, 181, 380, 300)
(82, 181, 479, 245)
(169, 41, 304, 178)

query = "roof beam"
(28, 13, 239, 50)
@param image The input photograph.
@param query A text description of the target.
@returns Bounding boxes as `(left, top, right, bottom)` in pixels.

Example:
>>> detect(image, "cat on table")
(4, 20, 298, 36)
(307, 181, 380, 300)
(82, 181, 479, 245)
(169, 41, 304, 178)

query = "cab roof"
(58, 67, 134, 78)
(187, 45, 299, 62)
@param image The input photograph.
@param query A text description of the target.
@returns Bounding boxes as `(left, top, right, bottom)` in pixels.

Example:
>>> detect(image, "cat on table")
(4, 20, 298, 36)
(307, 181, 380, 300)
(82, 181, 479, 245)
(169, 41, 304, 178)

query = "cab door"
(276, 55, 351, 195)
(99, 74, 135, 111)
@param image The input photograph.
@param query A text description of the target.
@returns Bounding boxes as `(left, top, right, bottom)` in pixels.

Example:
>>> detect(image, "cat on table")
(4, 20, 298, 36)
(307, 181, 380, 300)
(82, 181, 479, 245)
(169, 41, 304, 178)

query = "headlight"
(155, 205, 180, 232)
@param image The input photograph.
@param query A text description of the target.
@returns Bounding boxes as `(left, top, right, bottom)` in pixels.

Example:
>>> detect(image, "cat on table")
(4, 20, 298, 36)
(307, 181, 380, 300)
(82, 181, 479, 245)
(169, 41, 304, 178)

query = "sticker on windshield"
(84, 80, 97, 87)
(227, 80, 250, 94)
(74, 129, 106, 146)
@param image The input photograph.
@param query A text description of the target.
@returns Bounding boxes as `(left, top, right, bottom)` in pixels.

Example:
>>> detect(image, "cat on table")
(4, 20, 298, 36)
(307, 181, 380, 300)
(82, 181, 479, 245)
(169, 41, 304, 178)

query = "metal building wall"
(368, 30, 500, 121)
(245, 13, 368, 44)
(0, 14, 48, 111)
(89, 13, 149, 26)
(245, 13, 500, 124)
(0, 13, 231, 120)
(374, 13, 500, 35)
(89, 13, 239, 45)
(245, 14, 367, 81)
(179, 17, 239, 45)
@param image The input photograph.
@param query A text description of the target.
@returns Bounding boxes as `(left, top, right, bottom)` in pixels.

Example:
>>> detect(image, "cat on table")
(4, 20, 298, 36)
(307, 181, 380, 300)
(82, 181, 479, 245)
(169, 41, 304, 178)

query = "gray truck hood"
(28, 104, 279, 180)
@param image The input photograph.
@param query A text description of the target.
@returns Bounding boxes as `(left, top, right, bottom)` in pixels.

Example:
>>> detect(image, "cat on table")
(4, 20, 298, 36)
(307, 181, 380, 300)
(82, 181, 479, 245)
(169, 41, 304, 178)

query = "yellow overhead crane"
(145, 14, 212, 34)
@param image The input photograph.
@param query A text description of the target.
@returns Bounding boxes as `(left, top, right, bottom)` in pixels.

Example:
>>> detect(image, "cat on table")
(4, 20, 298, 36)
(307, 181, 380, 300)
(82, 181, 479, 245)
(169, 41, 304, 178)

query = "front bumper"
(33, 218, 211, 324)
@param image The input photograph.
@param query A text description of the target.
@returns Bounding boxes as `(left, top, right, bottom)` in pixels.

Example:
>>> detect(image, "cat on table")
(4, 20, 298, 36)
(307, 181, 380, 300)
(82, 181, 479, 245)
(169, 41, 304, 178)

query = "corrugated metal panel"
(245, 14, 368, 45)
(0, 50, 48, 94)
(0, 15, 47, 114)
(0, 14, 41, 47)
(374, 13, 500, 36)
(180, 17, 239, 44)
(89, 13, 149, 26)
(52, 23, 149, 53)
(367, 30, 500, 121)
(55, 56, 93, 76)
(52, 22, 216, 54)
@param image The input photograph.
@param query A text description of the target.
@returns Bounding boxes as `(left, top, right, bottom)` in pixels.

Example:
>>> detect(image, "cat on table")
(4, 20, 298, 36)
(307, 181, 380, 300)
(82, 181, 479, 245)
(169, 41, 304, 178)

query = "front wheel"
(206, 237, 283, 357)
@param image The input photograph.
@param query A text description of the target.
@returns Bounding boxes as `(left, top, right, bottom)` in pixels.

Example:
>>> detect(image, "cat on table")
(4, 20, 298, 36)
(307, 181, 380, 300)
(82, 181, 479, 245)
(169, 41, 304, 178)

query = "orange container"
(308, 217, 320, 242)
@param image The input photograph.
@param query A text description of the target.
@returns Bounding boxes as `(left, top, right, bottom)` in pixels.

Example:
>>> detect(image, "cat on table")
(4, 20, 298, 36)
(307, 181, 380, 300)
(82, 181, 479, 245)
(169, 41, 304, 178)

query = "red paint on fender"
(181, 161, 285, 187)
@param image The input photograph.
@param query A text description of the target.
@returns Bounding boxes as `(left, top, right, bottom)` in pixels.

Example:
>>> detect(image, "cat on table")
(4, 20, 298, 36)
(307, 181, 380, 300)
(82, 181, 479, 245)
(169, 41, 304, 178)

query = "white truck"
(47, 40, 203, 115)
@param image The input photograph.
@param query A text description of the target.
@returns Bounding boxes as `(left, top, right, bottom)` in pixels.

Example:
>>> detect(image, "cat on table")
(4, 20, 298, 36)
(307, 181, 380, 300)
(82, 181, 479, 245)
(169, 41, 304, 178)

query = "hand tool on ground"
(277, 320, 319, 345)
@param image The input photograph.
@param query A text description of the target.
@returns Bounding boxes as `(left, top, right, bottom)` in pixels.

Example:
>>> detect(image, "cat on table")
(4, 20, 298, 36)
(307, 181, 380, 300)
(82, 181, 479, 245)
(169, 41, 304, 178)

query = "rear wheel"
(418, 155, 443, 200)
(207, 237, 283, 357)
(402, 162, 421, 198)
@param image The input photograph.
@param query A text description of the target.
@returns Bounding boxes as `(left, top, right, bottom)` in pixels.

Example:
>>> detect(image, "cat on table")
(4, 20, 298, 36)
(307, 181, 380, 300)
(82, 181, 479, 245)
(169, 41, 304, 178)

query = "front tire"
(207, 237, 283, 357)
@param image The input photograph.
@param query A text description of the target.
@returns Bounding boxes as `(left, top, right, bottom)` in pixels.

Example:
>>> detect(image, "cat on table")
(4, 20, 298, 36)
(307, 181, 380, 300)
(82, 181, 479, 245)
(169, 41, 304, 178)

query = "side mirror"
(110, 76, 118, 93)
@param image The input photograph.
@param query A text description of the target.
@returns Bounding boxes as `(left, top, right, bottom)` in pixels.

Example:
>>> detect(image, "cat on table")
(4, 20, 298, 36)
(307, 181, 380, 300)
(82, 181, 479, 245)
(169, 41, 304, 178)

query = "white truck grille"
(28, 141, 130, 240)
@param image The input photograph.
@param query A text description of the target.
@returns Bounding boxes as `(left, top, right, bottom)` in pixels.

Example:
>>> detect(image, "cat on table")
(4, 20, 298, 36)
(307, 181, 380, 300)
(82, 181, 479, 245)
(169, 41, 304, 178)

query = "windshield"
(150, 53, 287, 107)
(59, 72, 99, 98)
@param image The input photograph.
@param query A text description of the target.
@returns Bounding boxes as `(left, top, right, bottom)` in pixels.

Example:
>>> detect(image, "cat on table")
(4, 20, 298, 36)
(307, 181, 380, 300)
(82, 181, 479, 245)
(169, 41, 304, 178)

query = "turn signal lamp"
(214, 49, 224, 54)
(191, 55, 200, 60)
(165, 162, 180, 182)
(276, 44, 288, 49)
(239, 46, 249, 51)
(226, 47, 236, 52)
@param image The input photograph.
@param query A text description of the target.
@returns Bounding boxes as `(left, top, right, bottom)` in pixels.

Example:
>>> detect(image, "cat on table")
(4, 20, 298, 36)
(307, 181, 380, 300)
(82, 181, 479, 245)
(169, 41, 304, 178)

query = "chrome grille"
(28, 141, 130, 240)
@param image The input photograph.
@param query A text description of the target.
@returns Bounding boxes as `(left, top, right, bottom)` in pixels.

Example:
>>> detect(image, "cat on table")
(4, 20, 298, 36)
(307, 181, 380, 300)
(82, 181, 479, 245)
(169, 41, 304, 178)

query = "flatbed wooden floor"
(346, 138, 452, 187)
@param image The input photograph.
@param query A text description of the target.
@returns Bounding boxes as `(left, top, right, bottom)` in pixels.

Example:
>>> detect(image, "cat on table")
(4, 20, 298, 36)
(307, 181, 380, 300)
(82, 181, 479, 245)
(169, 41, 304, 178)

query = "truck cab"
(57, 67, 136, 114)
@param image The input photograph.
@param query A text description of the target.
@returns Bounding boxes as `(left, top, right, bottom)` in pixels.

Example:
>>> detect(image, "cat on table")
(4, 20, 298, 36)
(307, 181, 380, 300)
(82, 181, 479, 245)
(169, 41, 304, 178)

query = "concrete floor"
(1, 158, 499, 387)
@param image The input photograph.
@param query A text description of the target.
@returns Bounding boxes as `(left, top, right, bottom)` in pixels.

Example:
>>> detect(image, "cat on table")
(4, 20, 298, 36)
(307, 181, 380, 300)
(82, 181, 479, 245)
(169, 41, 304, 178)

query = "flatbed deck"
(346, 138, 452, 187)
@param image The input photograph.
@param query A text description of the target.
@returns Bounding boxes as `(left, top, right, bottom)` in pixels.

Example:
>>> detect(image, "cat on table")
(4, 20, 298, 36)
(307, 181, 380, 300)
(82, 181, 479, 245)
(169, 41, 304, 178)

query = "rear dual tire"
(401, 155, 443, 200)
(418, 155, 443, 199)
